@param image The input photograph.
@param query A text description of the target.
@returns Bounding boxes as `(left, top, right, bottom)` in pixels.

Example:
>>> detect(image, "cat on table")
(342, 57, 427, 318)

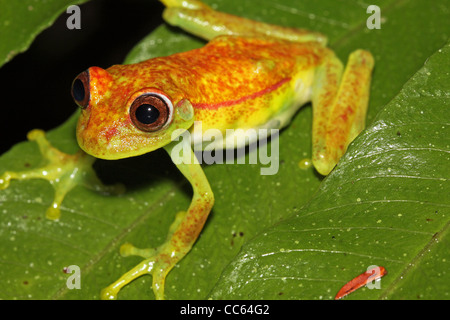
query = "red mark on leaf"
(335, 266, 387, 300)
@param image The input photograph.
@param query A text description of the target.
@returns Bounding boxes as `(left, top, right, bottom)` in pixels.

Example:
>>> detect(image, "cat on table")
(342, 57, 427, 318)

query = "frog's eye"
(129, 93, 173, 132)
(71, 70, 90, 109)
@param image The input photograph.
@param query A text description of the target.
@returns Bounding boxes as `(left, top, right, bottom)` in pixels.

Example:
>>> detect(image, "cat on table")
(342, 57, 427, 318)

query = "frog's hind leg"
(311, 50, 374, 175)
(160, 0, 327, 44)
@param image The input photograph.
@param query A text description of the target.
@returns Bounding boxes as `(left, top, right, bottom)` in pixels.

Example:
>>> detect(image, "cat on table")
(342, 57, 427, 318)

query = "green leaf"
(210, 41, 450, 300)
(0, 0, 448, 300)
(0, 0, 89, 68)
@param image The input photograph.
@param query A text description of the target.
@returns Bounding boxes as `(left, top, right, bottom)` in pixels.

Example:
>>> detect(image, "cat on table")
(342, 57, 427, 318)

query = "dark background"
(0, 0, 164, 154)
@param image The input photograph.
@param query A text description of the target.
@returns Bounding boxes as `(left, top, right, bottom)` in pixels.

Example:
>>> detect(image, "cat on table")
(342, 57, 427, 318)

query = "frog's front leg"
(101, 140, 214, 300)
(312, 50, 374, 175)
(0, 129, 121, 220)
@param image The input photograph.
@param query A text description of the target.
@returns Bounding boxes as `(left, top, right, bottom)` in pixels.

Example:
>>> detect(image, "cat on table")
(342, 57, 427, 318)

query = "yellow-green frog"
(0, 0, 374, 299)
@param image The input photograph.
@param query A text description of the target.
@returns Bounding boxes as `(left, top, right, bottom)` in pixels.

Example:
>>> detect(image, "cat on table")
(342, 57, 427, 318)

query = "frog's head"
(71, 66, 194, 159)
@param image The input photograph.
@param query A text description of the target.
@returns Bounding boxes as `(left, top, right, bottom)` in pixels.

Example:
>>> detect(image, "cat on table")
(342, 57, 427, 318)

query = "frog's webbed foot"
(0, 129, 123, 220)
(101, 210, 188, 300)
(101, 242, 175, 300)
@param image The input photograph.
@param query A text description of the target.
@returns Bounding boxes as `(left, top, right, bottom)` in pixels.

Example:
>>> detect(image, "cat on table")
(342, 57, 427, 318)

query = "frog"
(0, 0, 374, 299)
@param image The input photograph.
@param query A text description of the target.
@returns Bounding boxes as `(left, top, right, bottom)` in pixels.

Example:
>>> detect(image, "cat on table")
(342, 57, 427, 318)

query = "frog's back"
(115, 35, 330, 139)
(171, 35, 329, 132)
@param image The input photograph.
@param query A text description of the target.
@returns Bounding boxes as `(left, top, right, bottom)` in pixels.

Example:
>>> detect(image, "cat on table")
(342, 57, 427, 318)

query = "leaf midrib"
(379, 219, 450, 299)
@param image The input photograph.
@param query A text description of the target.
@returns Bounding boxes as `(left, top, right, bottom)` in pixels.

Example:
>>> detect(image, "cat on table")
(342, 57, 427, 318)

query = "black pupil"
(135, 104, 160, 124)
(72, 78, 85, 101)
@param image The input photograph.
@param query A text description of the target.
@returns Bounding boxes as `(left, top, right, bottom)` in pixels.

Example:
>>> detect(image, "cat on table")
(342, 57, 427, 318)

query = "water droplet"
(298, 158, 312, 170)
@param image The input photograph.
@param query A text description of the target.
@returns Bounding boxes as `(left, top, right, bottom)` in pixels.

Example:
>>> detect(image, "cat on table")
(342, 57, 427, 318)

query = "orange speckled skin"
(76, 35, 329, 159)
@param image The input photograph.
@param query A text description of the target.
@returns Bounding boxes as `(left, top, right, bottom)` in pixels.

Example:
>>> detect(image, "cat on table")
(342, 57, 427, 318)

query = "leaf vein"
(260, 248, 404, 263)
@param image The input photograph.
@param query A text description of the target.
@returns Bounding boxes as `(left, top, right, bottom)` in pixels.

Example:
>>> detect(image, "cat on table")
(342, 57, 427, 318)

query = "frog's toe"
(152, 268, 169, 300)
(120, 242, 155, 259)
(100, 284, 120, 300)
(26, 129, 46, 141)
(101, 255, 166, 300)
(313, 154, 336, 176)
(0, 172, 12, 189)
(45, 204, 61, 221)
(102, 240, 183, 300)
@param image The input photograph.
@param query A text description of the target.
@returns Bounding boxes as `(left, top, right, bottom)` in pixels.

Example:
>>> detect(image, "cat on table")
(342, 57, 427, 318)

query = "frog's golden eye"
(71, 70, 90, 109)
(130, 93, 173, 132)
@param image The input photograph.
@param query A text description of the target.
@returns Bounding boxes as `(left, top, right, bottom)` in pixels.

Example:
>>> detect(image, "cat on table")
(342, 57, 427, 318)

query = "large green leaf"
(0, 0, 89, 68)
(0, 0, 448, 300)
(210, 41, 450, 300)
